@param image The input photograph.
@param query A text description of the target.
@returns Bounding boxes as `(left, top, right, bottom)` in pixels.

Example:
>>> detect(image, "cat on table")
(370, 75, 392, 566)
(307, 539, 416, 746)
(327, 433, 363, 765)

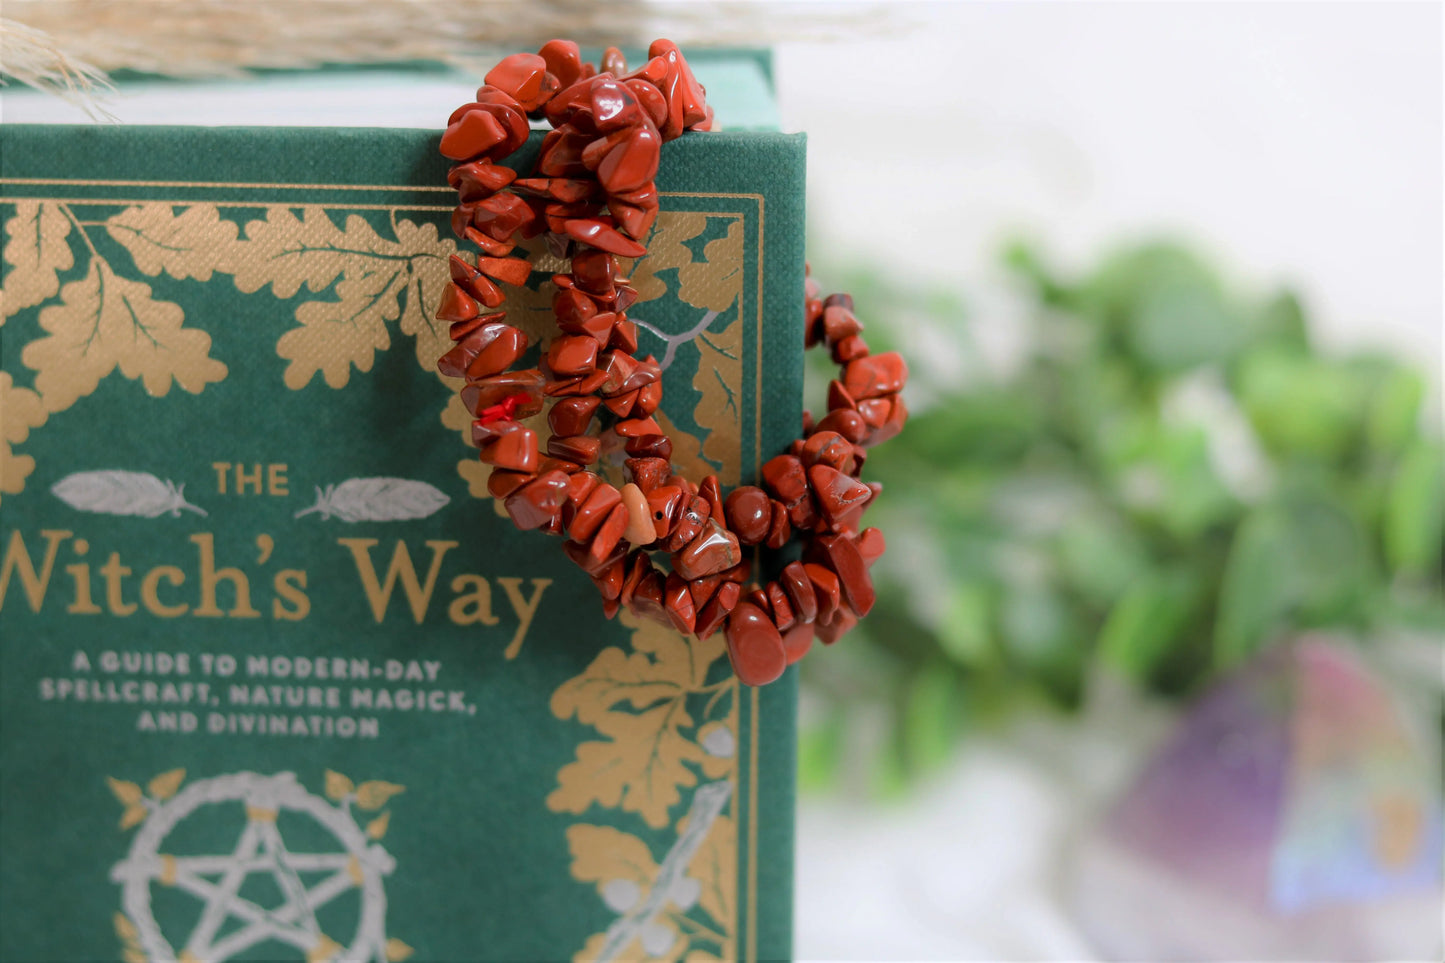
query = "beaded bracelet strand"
(434, 39, 908, 686)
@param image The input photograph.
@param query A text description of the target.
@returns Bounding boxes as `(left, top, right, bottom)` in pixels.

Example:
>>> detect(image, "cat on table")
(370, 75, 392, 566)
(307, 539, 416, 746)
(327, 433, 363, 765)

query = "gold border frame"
(1, 177, 772, 961)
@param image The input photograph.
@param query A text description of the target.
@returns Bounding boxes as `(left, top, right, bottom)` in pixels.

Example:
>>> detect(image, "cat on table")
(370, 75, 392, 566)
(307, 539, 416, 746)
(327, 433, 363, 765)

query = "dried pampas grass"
(3, 1, 894, 80)
(1, 18, 113, 117)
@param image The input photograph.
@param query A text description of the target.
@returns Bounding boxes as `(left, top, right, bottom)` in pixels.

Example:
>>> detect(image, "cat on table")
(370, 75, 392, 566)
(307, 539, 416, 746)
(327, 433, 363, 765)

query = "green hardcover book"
(0, 57, 802, 963)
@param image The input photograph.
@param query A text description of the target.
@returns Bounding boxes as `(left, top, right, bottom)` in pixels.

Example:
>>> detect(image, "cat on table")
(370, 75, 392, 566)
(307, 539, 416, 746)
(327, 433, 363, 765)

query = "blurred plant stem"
(799, 239, 1444, 796)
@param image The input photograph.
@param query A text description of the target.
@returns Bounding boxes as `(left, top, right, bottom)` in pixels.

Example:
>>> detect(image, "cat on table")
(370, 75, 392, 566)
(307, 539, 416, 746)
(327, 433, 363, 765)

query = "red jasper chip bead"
(673, 519, 741, 581)
(782, 622, 815, 665)
(780, 561, 818, 624)
(505, 470, 569, 529)
(485, 53, 552, 113)
(725, 602, 788, 687)
(448, 160, 517, 200)
(695, 581, 741, 641)
(809, 533, 876, 618)
(548, 396, 600, 436)
(440, 109, 509, 161)
(475, 421, 538, 474)
(724, 486, 771, 545)
(808, 464, 872, 532)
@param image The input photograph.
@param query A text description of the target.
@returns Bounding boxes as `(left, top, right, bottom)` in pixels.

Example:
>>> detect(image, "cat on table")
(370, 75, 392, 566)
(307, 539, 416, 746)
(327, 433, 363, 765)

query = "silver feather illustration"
(51, 471, 206, 517)
(294, 478, 449, 522)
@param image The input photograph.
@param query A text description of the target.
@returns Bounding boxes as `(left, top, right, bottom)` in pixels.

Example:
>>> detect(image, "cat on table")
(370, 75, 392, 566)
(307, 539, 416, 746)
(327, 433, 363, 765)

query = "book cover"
(0, 120, 803, 962)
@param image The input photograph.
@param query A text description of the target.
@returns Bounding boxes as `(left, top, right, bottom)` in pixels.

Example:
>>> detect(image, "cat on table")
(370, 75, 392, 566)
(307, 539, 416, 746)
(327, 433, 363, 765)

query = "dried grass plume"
(3, 1, 892, 82)
(0, 18, 113, 117)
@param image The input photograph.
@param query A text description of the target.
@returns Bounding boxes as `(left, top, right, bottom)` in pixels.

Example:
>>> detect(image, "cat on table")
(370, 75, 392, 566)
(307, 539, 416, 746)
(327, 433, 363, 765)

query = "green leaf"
(1098, 570, 1200, 682)
(1281, 493, 1371, 623)
(902, 668, 960, 773)
(1384, 440, 1444, 575)
(1214, 493, 1371, 666)
(868, 722, 910, 800)
(1000, 584, 1084, 706)
(1237, 349, 1366, 460)
(1056, 512, 1151, 606)
(1215, 509, 1294, 667)
(797, 712, 845, 793)
(1128, 274, 1244, 370)
(1366, 367, 1425, 457)
(937, 583, 993, 666)
(1111, 422, 1237, 539)
(1253, 289, 1310, 350)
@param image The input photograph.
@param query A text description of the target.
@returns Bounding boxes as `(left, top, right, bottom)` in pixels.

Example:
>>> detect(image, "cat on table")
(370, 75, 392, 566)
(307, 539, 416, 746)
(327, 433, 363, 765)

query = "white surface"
(774, 5, 1443, 957)
(795, 685, 1173, 961)
(776, 2, 1442, 363)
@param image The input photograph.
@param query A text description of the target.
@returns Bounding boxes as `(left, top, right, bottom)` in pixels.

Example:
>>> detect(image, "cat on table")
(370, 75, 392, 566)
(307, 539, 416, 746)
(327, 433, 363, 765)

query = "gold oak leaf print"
(1, 201, 74, 319)
(548, 612, 728, 829)
(676, 219, 743, 315)
(624, 212, 709, 305)
(567, 823, 660, 902)
(0, 372, 47, 501)
(689, 319, 742, 486)
(104, 204, 240, 282)
(21, 259, 227, 413)
(226, 207, 456, 388)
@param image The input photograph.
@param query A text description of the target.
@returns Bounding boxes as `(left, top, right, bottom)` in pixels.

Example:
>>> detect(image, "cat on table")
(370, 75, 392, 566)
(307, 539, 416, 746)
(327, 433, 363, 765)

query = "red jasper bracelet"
(434, 39, 908, 686)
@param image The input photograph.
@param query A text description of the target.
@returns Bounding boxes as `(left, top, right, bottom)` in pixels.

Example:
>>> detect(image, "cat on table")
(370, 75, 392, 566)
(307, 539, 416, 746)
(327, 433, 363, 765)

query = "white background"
(778, 2, 1441, 365)
(4, 3, 1440, 957)
(775, 3, 1442, 958)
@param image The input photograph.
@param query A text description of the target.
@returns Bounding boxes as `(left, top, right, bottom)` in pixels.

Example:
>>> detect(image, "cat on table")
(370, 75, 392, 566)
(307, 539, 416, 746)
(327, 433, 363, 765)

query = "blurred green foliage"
(798, 240, 1444, 795)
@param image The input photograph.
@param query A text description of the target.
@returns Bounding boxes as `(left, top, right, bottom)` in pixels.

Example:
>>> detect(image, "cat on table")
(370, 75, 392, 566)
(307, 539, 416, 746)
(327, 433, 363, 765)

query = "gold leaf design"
(113, 912, 138, 942)
(624, 212, 710, 305)
(365, 811, 391, 840)
(147, 767, 185, 801)
(549, 707, 709, 830)
(278, 268, 399, 388)
(548, 614, 726, 829)
(355, 779, 405, 810)
(689, 313, 743, 486)
(21, 260, 227, 413)
(0, 372, 47, 502)
(228, 208, 454, 388)
(676, 219, 743, 313)
(323, 769, 354, 801)
(567, 823, 659, 898)
(681, 813, 734, 928)
(119, 804, 147, 830)
(392, 219, 458, 373)
(2, 201, 74, 319)
(385, 938, 415, 962)
(105, 203, 239, 282)
(107, 777, 143, 807)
